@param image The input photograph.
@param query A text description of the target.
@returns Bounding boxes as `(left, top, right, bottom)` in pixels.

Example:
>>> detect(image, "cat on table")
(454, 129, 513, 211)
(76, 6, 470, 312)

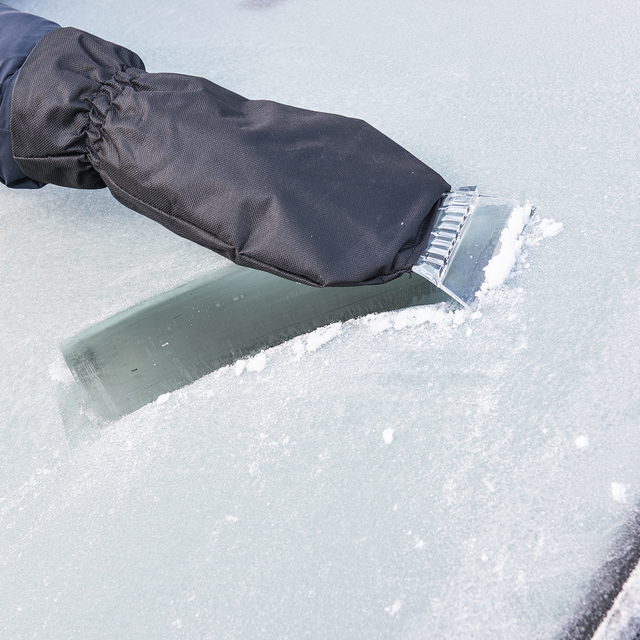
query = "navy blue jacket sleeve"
(0, 2, 59, 188)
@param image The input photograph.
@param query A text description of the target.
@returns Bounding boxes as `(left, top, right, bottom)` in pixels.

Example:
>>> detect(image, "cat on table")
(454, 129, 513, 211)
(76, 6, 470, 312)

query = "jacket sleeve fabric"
(10, 26, 450, 287)
(0, 2, 59, 188)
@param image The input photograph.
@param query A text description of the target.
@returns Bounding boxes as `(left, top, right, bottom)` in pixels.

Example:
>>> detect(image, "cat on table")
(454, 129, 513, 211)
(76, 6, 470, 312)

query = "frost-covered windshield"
(1, 1, 639, 638)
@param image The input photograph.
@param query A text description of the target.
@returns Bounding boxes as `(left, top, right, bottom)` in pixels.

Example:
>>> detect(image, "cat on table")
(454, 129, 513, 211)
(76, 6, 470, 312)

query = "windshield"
(1, 1, 639, 638)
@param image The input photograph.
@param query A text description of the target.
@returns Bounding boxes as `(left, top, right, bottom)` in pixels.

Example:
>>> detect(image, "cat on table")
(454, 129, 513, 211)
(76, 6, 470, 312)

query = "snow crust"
(155, 392, 172, 405)
(480, 205, 531, 293)
(611, 483, 630, 504)
(305, 323, 342, 352)
(575, 434, 589, 450)
(3, 1, 640, 639)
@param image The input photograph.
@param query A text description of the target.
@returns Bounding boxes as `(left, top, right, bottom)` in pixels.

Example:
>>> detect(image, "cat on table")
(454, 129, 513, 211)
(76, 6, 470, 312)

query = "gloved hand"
(8, 18, 450, 287)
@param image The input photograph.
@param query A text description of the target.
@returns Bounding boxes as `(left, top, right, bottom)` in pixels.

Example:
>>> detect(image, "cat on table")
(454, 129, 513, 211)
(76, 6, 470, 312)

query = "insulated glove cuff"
(11, 27, 145, 189)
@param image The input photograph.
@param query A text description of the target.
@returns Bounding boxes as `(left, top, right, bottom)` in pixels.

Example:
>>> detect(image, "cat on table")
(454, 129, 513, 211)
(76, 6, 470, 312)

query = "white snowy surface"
(2, 0, 640, 638)
(480, 205, 530, 294)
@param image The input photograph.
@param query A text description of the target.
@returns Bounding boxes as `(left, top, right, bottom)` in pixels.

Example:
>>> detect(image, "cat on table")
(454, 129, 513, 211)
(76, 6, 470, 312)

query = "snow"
(386, 599, 403, 616)
(540, 219, 564, 239)
(480, 205, 530, 293)
(246, 352, 268, 372)
(612, 483, 630, 504)
(575, 434, 589, 450)
(305, 323, 341, 352)
(2, 0, 640, 638)
(48, 359, 74, 385)
(235, 353, 268, 374)
(155, 392, 172, 405)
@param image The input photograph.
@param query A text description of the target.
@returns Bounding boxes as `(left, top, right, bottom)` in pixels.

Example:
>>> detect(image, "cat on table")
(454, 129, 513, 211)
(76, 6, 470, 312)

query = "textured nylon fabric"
(11, 27, 450, 287)
(0, 2, 59, 188)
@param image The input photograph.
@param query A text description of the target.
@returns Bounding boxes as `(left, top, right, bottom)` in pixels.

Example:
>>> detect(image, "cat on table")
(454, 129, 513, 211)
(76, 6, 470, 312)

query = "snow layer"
(480, 205, 531, 293)
(2, 1, 640, 639)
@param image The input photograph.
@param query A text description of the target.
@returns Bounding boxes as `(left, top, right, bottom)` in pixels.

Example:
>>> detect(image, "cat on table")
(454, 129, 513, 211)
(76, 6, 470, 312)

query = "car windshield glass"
(1, 1, 639, 638)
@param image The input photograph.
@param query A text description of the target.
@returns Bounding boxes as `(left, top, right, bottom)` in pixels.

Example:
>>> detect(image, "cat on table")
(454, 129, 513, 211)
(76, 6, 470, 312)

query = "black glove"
(10, 26, 449, 286)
